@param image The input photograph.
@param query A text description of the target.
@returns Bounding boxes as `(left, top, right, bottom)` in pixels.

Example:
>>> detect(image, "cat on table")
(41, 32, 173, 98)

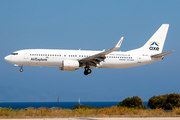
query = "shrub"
(117, 96, 146, 109)
(148, 93, 180, 110)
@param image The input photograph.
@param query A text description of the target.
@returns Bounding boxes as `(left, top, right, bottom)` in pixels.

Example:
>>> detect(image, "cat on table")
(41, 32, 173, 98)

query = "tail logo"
(149, 41, 159, 51)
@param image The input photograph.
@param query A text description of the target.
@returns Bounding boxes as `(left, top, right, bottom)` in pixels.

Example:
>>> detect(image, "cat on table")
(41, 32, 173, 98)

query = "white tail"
(128, 24, 169, 54)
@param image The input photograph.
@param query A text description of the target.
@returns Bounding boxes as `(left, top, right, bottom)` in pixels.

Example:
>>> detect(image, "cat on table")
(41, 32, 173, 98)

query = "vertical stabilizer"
(129, 24, 169, 54)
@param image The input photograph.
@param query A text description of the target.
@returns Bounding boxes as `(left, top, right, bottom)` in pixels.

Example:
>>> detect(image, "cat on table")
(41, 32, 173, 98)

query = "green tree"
(148, 93, 180, 110)
(117, 96, 146, 109)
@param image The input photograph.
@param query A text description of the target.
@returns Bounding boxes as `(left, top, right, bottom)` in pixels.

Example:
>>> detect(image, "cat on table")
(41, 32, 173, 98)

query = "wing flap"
(79, 37, 124, 67)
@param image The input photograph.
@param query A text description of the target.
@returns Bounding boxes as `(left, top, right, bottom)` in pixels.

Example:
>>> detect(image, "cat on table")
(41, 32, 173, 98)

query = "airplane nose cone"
(4, 55, 10, 62)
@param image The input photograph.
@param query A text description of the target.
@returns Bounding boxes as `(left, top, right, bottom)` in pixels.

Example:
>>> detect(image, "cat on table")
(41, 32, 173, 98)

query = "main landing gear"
(84, 67, 92, 75)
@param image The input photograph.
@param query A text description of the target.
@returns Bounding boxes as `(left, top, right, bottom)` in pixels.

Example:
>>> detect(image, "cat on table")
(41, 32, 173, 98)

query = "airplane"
(4, 24, 174, 75)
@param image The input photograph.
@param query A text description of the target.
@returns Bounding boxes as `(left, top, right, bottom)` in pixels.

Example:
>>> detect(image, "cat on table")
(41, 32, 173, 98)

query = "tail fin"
(129, 24, 169, 54)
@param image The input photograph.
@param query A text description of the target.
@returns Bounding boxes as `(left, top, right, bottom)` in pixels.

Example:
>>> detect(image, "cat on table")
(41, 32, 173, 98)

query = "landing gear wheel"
(87, 69, 91, 74)
(84, 67, 92, 75)
(20, 68, 23, 72)
(84, 71, 88, 75)
(20, 66, 23, 72)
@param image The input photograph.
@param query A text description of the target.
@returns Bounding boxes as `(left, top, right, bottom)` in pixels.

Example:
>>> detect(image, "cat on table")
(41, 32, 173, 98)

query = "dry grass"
(0, 106, 180, 118)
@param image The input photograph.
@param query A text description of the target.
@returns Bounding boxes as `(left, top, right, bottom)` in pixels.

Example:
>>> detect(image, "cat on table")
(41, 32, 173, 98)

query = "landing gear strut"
(20, 66, 23, 72)
(84, 67, 91, 75)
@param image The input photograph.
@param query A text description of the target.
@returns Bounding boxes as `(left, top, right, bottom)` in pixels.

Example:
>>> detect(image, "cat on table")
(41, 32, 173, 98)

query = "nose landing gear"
(20, 66, 23, 72)
(84, 67, 92, 75)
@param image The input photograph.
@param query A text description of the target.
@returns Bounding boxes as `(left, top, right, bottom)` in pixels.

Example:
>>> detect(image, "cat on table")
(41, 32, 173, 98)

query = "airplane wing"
(79, 37, 124, 67)
(151, 51, 174, 58)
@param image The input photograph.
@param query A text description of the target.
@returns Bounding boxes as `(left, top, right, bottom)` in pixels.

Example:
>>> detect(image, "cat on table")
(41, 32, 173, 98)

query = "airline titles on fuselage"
(31, 58, 48, 61)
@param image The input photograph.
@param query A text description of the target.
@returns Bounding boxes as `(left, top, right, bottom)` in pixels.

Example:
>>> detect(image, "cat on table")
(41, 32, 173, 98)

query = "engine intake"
(60, 60, 79, 71)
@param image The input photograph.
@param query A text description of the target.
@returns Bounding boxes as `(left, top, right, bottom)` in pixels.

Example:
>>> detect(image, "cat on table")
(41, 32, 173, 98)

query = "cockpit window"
(11, 53, 18, 55)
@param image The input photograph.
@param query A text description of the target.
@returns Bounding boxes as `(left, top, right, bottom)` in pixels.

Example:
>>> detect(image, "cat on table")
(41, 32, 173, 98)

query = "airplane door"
(24, 52, 28, 59)
(138, 54, 141, 63)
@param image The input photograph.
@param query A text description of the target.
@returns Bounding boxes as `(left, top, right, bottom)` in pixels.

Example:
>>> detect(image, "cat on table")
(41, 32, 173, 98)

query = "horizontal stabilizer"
(151, 51, 174, 58)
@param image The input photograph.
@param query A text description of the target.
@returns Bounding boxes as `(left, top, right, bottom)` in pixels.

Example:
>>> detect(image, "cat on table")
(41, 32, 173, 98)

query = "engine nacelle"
(60, 60, 79, 71)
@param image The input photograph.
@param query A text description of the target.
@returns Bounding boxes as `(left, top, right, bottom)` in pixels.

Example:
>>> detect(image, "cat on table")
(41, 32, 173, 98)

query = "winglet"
(115, 37, 124, 50)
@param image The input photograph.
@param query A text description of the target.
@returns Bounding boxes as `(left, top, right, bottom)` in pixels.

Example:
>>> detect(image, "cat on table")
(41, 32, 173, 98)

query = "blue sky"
(0, 0, 179, 102)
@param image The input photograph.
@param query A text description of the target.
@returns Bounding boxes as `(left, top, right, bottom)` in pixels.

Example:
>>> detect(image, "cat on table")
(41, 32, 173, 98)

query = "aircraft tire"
(20, 69, 23, 72)
(84, 71, 88, 75)
(87, 69, 91, 74)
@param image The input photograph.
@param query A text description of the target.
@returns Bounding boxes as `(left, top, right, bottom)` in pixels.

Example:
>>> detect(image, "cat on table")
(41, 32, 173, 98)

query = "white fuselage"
(4, 49, 160, 69)
(4, 24, 172, 75)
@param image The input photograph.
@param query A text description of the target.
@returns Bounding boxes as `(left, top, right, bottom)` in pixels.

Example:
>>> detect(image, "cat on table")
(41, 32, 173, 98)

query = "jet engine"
(60, 60, 79, 71)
